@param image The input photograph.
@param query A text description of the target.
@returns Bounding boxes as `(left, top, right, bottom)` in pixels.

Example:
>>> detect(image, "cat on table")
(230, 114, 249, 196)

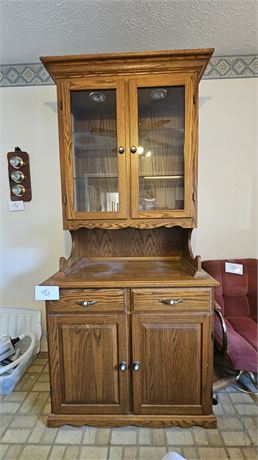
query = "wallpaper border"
(0, 55, 257, 87)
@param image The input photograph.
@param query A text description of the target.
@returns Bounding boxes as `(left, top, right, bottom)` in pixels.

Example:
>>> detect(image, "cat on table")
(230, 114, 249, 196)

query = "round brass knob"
(130, 146, 137, 154)
(118, 146, 125, 154)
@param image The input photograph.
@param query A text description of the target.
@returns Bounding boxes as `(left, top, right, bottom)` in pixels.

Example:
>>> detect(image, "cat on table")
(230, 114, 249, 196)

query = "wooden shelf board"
(42, 257, 218, 288)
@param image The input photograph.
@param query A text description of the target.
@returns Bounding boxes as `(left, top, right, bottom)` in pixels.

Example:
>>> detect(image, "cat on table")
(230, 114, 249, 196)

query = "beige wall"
(0, 78, 257, 351)
(195, 78, 257, 259)
(0, 86, 67, 351)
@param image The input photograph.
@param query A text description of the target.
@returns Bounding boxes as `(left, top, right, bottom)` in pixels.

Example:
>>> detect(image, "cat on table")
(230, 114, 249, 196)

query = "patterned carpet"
(0, 352, 257, 460)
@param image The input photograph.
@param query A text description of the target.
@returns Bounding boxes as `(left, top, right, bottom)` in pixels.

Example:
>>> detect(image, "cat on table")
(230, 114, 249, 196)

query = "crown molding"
(0, 55, 257, 87)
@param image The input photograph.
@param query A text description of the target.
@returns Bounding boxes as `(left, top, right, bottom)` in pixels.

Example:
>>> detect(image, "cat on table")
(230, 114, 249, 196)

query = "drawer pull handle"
(119, 361, 127, 372)
(160, 299, 183, 306)
(132, 361, 141, 372)
(76, 300, 97, 307)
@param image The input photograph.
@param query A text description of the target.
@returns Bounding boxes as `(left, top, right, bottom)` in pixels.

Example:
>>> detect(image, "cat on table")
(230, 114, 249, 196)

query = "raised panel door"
(131, 313, 213, 415)
(47, 314, 129, 414)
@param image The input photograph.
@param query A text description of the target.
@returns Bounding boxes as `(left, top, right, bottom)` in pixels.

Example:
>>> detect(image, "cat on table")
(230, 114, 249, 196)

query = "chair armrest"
(214, 302, 228, 356)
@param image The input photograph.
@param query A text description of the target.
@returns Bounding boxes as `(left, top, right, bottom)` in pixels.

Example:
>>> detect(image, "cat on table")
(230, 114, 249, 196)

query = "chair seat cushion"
(214, 316, 258, 372)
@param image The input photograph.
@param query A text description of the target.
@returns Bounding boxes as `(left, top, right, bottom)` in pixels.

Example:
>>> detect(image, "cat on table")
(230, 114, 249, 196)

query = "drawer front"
(132, 288, 211, 312)
(48, 289, 126, 313)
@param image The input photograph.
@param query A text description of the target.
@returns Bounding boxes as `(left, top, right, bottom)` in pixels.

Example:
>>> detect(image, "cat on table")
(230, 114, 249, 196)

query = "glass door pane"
(71, 89, 119, 213)
(137, 86, 185, 212)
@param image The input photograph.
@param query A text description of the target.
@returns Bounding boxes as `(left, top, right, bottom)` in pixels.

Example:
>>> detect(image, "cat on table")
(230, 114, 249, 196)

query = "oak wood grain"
(40, 48, 214, 83)
(42, 49, 216, 428)
(129, 74, 195, 220)
(63, 217, 195, 230)
(47, 413, 217, 428)
(58, 227, 206, 278)
(42, 50, 213, 227)
(59, 227, 186, 272)
(43, 257, 219, 289)
(47, 314, 129, 414)
(48, 288, 126, 313)
(132, 287, 212, 312)
(132, 313, 210, 415)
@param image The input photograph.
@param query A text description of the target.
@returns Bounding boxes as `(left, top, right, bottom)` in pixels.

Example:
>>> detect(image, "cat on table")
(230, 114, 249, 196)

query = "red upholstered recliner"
(202, 259, 257, 390)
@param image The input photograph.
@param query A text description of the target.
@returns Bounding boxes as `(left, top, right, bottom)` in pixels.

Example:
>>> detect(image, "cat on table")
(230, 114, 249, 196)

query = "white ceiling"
(0, 0, 257, 65)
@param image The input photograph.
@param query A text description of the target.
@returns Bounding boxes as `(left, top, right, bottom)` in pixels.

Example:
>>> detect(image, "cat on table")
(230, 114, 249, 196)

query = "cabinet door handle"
(130, 146, 137, 153)
(118, 146, 125, 154)
(132, 361, 141, 372)
(75, 300, 97, 307)
(160, 299, 183, 305)
(119, 361, 127, 372)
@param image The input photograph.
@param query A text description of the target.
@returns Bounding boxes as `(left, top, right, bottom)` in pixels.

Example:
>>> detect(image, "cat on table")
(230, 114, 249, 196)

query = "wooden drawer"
(132, 288, 211, 312)
(47, 289, 126, 313)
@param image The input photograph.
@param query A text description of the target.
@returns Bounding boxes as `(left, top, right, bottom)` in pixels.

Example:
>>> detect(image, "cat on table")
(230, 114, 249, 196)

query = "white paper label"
(35, 286, 60, 300)
(8, 200, 24, 211)
(225, 262, 243, 275)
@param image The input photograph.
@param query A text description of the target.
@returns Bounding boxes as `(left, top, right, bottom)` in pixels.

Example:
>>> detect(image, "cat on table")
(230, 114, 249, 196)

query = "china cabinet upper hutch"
(41, 48, 218, 428)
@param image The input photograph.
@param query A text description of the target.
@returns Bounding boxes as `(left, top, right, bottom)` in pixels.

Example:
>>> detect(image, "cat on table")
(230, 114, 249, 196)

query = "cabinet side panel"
(47, 315, 62, 413)
(57, 81, 74, 222)
(202, 314, 214, 414)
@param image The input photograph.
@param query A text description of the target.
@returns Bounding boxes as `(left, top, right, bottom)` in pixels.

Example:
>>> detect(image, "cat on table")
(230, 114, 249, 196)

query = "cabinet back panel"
(70, 227, 186, 258)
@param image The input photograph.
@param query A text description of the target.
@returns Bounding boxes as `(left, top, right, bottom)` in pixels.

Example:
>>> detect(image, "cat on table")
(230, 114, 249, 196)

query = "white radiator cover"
(0, 307, 41, 352)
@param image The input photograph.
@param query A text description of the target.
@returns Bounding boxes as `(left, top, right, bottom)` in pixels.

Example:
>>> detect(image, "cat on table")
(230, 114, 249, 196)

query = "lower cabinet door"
(131, 313, 213, 415)
(47, 314, 129, 414)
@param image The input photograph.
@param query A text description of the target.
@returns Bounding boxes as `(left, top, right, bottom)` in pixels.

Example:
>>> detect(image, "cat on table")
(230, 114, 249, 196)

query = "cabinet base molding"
(47, 414, 217, 429)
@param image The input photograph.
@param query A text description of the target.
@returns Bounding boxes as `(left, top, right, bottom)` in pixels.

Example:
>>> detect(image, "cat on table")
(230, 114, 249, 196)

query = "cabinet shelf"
(74, 175, 118, 179)
(142, 175, 184, 180)
(44, 257, 218, 288)
(73, 175, 183, 180)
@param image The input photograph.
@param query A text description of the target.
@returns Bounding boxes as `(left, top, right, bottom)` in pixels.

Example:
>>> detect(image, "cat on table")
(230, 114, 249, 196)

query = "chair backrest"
(202, 259, 257, 320)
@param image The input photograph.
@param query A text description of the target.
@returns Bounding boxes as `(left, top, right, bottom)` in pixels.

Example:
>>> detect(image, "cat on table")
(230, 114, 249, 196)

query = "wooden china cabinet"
(41, 49, 218, 428)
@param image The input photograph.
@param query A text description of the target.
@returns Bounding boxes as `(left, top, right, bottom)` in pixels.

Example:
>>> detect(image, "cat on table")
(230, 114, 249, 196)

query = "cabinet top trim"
(40, 48, 214, 82)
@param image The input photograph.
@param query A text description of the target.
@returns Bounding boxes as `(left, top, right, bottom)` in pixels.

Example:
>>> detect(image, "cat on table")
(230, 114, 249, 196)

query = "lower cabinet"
(46, 287, 214, 425)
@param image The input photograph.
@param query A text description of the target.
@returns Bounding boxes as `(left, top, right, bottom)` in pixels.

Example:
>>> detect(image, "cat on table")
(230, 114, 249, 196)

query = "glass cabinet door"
(129, 76, 194, 218)
(65, 80, 126, 219)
